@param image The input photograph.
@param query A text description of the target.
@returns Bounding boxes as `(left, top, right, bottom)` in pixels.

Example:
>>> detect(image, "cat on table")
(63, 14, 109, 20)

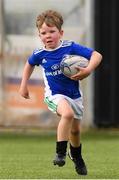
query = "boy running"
(19, 10, 102, 175)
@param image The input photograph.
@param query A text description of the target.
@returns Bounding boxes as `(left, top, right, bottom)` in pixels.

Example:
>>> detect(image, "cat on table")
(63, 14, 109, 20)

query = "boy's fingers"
(20, 93, 30, 99)
(24, 94, 30, 99)
(24, 96, 30, 99)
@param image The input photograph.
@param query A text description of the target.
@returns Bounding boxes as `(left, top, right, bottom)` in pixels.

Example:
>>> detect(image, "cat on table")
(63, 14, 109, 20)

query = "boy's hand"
(19, 87, 30, 99)
(70, 66, 91, 81)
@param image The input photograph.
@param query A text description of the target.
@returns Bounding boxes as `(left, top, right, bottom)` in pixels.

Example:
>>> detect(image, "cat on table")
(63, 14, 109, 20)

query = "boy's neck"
(44, 40, 63, 51)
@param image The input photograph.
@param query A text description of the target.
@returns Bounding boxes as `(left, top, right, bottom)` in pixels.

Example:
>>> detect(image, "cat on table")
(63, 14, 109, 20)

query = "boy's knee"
(62, 111, 74, 120)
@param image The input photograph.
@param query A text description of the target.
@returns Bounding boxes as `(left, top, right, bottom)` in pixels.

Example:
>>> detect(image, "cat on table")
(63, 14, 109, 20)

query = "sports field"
(0, 129, 119, 179)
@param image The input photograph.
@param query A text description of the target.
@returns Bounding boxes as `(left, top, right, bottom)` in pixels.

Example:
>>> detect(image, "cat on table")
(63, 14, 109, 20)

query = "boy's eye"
(50, 30, 55, 33)
(40, 30, 56, 36)
(40, 32, 46, 35)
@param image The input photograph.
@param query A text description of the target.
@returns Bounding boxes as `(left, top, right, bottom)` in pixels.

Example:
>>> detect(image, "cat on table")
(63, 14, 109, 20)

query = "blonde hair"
(36, 10, 63, 31)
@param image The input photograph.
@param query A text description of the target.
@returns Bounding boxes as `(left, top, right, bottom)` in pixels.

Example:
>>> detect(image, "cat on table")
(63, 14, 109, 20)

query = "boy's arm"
(19, 61, 35, 99)
(71, 51, 102, 80)
(86, 51, 102, 72)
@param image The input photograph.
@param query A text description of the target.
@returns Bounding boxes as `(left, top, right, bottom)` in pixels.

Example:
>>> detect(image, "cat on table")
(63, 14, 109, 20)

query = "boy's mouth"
(46, 40, 53, 43)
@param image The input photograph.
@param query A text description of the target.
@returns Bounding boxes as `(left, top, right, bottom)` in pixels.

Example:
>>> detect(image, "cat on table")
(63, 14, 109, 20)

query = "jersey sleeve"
(28, 49, 42, 66)
(71, 42, 94, 60)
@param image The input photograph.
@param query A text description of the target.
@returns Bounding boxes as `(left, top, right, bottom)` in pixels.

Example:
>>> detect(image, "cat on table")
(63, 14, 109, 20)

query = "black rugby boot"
(53, 141, 67, 167)
(68, 144, 87, 175)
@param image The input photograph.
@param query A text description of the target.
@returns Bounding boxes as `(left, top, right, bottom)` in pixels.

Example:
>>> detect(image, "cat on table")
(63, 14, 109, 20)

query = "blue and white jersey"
(28, 40, 94, 99)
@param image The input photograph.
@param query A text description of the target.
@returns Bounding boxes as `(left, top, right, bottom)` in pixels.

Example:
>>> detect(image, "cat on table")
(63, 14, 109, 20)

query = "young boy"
(19, 10, 102, 175)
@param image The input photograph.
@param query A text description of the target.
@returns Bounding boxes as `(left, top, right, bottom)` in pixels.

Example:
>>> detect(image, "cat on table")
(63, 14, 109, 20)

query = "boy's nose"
(46, 33, 51, 38)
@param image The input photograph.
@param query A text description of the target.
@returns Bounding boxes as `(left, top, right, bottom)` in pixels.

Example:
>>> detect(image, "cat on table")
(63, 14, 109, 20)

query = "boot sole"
(53, 160, 65, 167)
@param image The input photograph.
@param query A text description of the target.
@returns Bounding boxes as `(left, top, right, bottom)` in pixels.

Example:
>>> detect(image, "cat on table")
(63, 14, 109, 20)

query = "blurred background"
(0, 0, 119, 131)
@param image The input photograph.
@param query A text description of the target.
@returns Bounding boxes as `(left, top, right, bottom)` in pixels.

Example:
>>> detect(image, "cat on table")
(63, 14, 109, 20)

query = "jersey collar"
(43, 40, 63, 51)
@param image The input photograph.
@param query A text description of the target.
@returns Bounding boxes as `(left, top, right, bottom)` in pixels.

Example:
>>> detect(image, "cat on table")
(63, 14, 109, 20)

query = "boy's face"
(39, 23, 63, 50)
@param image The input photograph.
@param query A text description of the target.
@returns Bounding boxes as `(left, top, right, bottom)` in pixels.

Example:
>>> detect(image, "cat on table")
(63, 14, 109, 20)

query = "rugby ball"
(60, 55, 89, 77)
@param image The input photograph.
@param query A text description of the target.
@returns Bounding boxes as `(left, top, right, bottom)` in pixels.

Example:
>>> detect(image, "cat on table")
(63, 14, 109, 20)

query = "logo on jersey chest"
(45, 63, 62, 76)
(42, 58, 47, 63)
(51, 64, 59, 70)
(45, 70, 62, 76)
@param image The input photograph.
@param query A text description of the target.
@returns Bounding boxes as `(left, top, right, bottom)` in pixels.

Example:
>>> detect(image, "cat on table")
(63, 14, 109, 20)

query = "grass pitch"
(0, 129, 119, 179)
